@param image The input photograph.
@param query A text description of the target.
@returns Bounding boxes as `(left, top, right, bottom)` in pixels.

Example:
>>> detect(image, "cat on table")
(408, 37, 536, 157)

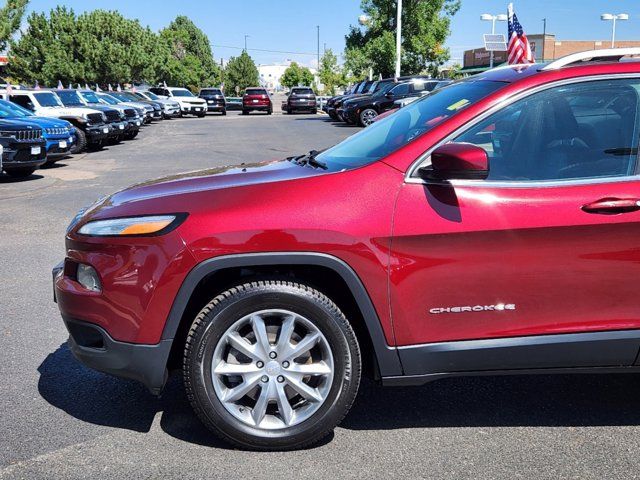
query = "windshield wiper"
(288, 149, 327, 170)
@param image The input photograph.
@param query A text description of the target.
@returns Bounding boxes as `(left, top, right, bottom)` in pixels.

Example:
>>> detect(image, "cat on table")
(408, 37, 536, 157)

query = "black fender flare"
(161, 252, 403, 376)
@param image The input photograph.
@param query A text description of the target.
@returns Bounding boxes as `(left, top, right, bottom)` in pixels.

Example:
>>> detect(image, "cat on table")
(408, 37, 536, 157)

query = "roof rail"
(541, 47, 640, 71)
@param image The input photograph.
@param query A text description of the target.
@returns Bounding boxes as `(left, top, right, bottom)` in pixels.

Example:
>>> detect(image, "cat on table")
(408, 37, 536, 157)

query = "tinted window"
(390, 83, 411, 96)
(245, 88, 267, 95)
(9, 95, 33, 109)
(291, 88, 314, 95)
(33, 92, 63, 107)
(171, 89, 194, 97)
(141, 91, 159, 100)
(451, 79, 640, 181)
(201, 89, 222, 95)
(316, 80, 505, 170)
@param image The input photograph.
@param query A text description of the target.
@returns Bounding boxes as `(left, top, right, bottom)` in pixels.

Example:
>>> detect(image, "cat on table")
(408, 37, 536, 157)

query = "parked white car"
(134, 90, 181, 118)
(147, 87, 207, 117)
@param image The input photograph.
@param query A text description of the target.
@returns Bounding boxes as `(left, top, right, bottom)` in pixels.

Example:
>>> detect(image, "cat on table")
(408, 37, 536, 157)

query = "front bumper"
(181, 104, 206, 114)
(86, 124, 110, 142)
(342, 107, 358, 124)
(45, 136, 74, 158)
(63, 315, 172, 395)
(162, 107, 181, 118)
(2, 140, 47, 170)
(108, 122, 127, 137)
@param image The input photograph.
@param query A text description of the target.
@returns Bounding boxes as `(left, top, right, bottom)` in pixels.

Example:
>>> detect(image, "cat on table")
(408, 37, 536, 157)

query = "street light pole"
(395, 0, 402, 78)
(244, 35, 249, 51)
(317, 25, 320, 71)
(541, 18, 546, 61)
(481, 14, 508, 69)
(601, 13, 629, 48)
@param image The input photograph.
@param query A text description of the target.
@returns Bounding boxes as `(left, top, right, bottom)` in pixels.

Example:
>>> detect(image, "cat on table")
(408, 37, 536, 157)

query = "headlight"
(77, 214, 186, 236)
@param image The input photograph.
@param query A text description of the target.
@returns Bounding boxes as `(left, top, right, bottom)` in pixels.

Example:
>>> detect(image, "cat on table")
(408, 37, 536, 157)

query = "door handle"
(582, 198, 640, 215)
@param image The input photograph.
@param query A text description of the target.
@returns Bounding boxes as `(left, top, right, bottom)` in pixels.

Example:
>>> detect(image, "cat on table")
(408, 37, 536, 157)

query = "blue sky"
(25, 0, 640, 67)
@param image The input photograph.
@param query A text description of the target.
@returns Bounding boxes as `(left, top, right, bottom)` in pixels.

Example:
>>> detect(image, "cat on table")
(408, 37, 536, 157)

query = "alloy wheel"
(211, 309, 334, 430)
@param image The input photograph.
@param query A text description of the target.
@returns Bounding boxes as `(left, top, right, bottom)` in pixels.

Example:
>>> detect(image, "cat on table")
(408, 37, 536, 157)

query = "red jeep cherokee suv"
(242, 87, 272, 115)
(54, 49, 640, 450)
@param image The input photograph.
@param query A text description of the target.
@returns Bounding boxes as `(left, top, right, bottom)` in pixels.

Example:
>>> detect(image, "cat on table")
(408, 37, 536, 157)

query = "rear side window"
(291, 88, 314, 95)
(391, 83, 411, 96)
(9, 95, 33, 109)
(452, 78, 640, 182)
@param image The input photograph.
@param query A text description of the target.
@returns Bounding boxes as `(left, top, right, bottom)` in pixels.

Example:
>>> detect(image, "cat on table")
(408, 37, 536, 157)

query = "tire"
(311, 109, 318, 114)
(267, 108, 272, 115)
(70, 129, 87, 154)
(183, 280, 361, 451)
(242, 109, 248, 115)
(198, 112, 206, 118)
(359, 108, 378, 127)
(5, 167, 37, 178)
(222, 109, 227, 116)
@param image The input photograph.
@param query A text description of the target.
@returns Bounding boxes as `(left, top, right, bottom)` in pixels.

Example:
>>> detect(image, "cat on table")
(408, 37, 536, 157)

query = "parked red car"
(242, 87, 272, 115)
(54, 48, 640, 450)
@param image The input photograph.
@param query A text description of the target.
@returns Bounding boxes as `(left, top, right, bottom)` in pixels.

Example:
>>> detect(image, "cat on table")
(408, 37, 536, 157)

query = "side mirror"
(420, 142, 489, 180)
(385, 92, 393, 98)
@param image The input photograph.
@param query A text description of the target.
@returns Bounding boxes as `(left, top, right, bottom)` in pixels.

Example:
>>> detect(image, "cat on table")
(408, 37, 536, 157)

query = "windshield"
(315, 80, 506, 170)
(56, 90, 84, 106)
(34, 92, 64, 107)
(0, 99, 32, 117)
(99, 94, 119, 105)
(291, 88, 314, 95)
(80, 91, 100, 104)
(141, 91, 159, 100)
(171, 89, 194, 97)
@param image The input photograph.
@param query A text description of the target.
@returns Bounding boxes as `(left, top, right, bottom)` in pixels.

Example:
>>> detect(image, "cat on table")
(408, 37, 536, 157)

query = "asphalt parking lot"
(2, 111, 640, 480)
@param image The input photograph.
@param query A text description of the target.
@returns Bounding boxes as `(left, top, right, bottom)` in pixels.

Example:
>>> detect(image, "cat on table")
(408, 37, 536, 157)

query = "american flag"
(507, 3, 534, 64)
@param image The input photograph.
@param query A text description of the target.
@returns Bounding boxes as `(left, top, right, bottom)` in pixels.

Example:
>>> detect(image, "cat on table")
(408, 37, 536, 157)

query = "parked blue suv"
(0, 99, 75, 165)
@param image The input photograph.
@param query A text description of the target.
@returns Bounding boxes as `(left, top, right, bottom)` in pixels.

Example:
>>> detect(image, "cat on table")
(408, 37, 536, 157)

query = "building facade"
(462, 34, 640, 74)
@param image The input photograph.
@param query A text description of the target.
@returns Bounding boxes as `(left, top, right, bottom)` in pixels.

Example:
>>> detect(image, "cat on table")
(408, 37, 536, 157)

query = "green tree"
(158, 15, 220, 90)
(0, 0, 27, 52)
(280, 61, 314, 89)
(8, 6, 82, 85)
(345, 0, 460, 78)
(318, 49, 344, 95)
(223, 50, 259, 95)
(75, 10, 162, 84)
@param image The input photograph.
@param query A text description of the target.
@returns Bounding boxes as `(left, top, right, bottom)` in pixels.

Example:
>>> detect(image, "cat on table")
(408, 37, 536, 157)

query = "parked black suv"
(341, 78, 441, 126)
(199, 88, 226, 115)
(325, 81, 372, 120)
(283, 87, 317, 114)
(0, 119, 46, 177)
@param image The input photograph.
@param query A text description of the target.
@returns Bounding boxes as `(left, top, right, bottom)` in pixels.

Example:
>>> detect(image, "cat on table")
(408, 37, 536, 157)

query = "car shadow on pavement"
(37, 344, 334, 449)
(38, 344, 640, 450)
(0, 173, 44, 183)
(344, 374, 640, 430)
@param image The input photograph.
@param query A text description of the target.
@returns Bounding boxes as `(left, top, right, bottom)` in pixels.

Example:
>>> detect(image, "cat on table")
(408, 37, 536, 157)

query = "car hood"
(95, 159, 324, 210)
(21, 116, 71, 128)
